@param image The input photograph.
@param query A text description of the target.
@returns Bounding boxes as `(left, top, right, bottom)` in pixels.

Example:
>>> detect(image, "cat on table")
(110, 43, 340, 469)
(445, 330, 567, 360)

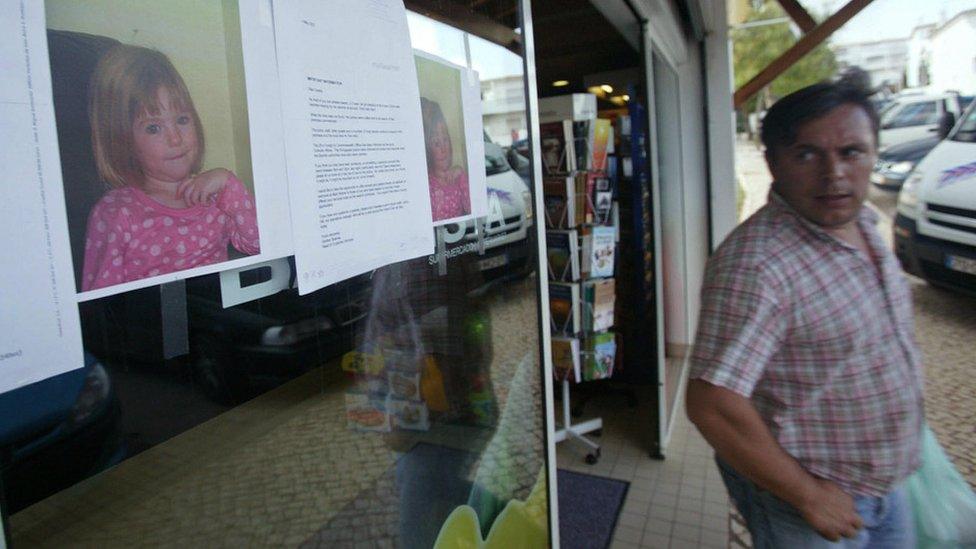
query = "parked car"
(454, 137, 535, 283)
(879, 91, 973, 149)
(0, 353, 124, 513)
(894, 98, 976, 295)
(80, 267, 372, 404)
(871, 136, 940, 190)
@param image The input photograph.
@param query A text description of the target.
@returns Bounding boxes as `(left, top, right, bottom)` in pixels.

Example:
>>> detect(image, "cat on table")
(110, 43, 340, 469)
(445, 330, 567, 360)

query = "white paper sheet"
(273, 0, 435, 295)
(0, 0, 83, 392)
(50, 0, 294, 302)
(413, 51, 487, 226)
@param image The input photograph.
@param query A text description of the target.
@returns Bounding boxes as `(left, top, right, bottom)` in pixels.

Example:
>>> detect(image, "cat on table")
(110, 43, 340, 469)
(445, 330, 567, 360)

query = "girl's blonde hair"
(89, 44, 204, 188)
(420, 97, 451, 169)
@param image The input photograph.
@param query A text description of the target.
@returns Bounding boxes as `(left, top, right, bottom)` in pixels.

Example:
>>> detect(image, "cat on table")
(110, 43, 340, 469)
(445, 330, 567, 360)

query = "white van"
(879, 92, 970, 149)
(894, 99, 976, 294)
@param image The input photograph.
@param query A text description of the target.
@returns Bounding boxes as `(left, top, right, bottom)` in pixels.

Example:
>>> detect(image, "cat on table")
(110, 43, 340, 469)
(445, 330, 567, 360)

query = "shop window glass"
(3, 1, 550, 547)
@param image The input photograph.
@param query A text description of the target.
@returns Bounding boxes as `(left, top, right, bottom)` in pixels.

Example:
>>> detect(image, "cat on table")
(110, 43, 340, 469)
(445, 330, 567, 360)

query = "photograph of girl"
(82, 44, 259, 291)
(421, 97, 470, 223)
(415, 53, 480, 225)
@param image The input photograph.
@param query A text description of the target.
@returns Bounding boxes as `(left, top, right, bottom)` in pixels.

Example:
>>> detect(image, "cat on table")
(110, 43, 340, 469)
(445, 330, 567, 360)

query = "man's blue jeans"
(716, 458, 914, 548)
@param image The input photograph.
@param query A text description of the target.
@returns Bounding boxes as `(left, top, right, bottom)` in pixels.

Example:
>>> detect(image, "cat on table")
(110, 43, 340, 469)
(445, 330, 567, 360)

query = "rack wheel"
(584, 447, 601, 465)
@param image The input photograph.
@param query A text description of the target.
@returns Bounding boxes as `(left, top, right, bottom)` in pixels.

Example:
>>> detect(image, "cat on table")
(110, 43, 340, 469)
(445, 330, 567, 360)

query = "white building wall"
(929, 14, 976, 94)
(676, 39, 710, 351)
(833, 39, 908, 89)
(481, 75, 527, 145)
(906, 25, 935, 88)
(703, 0, 738, 249)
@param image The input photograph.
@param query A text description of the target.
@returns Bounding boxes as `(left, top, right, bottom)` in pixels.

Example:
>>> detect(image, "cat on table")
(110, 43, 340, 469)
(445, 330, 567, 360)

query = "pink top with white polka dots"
(81, 174, 260, 291)
(429, 168, 470, 222)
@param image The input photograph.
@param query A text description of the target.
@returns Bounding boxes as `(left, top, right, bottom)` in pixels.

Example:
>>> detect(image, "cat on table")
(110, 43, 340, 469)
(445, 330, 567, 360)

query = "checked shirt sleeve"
(690, 258, 787, 398)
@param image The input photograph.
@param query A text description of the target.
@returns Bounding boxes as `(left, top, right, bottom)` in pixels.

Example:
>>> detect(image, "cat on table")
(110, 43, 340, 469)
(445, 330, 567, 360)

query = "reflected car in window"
(440, 137, 535, 287)
(80, 267, 372, 404)
(0, 352, 124, 513)
(871, 136, 940, 190)
(879, 92, 970, 149)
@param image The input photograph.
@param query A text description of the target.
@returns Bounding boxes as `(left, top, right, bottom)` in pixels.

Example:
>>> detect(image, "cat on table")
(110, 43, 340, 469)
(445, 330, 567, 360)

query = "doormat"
(558, 469, 630, 549)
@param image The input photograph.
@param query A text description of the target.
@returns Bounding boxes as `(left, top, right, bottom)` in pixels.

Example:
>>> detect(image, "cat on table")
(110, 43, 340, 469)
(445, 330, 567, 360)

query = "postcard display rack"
(541, 95, 618, 465)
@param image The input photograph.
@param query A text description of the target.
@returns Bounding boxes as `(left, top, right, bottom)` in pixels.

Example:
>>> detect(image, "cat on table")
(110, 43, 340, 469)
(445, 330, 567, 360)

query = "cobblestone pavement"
(9, 277, 548, 547)
(735, 136, 976, 488)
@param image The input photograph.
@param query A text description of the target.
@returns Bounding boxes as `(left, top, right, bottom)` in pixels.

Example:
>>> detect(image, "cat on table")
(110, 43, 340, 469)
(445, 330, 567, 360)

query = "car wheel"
(190, 335, 247, 405)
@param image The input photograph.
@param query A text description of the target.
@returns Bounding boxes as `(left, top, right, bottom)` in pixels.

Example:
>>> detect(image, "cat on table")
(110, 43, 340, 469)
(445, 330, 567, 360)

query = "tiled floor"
(555, 373, 732, 549)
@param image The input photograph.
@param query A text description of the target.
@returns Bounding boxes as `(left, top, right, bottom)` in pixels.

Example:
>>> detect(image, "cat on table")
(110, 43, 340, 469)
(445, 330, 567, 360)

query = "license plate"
(478, 254, 508, 270)
(946, 254, 976, 275)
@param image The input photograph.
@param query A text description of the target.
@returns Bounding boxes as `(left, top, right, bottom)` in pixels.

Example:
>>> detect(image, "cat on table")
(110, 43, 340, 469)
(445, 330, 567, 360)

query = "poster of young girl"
(44, 0, 292, 301)
(413, 51, 487, 226)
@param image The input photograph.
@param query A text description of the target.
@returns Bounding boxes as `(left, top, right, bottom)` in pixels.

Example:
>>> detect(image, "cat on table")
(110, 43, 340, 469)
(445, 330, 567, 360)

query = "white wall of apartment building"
(928, 11, 976, 94)
(906, 24, 935, 88)
(481, 75, 527, 146)
(833, 38, 908, 89)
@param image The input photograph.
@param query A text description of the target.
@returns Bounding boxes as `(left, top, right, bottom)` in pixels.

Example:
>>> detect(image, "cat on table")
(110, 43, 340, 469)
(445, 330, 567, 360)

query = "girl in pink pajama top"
(421, 97, 471, 222)
(81, 45, 259, 292)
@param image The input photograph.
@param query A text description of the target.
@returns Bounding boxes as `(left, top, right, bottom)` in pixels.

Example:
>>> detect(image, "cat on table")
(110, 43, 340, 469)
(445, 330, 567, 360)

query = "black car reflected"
(872, 136, 940, 190)
(80, 263, 373, 405)
(0, 353, 124, 514)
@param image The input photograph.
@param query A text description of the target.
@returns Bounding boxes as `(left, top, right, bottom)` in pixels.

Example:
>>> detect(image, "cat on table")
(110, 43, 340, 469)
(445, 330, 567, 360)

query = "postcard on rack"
(546, 229, 580, 282)
(543, 176, 575, 229)
(540, 120, 575, 175)
(414, 51, 487, 226)
(591, 118, 612, 172)
(551, 337, 581, 383)
(549, 282, 581, 336)
(584, 278, 615, 332)
(583, 332, 616, 381)
(0, 1, 84, 393)
(572, 120, 594, 171)
(274, 0, 434, 294)
(41, 0, 293, 301)
(587, 226, 616, 278)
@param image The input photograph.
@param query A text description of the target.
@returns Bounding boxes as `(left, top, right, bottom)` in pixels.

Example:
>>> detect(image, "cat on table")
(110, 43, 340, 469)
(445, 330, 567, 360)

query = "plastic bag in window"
(906, 424, 976, 548)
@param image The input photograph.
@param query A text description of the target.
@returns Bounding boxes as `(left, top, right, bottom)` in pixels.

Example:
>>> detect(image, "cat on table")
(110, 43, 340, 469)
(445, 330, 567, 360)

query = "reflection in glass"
(5, 1, 548, 547)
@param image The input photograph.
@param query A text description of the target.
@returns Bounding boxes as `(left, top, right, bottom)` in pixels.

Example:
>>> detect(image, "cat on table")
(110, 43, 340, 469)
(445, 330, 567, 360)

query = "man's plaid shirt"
(690, 192, 924, 496)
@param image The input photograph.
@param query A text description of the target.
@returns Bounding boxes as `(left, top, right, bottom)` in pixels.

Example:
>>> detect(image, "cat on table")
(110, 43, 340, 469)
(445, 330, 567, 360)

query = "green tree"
(733, 2, 837, 115)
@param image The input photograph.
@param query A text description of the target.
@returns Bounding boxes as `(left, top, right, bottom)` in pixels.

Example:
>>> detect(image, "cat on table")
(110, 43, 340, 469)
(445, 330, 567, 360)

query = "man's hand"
(796, 478, 863, 542)
(686, 380, 864, 540)
(178, 168, 231, 206)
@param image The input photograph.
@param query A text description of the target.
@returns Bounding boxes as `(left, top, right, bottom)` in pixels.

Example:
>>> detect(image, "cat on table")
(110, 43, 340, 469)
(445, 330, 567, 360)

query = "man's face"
(767, 103, 877, 229)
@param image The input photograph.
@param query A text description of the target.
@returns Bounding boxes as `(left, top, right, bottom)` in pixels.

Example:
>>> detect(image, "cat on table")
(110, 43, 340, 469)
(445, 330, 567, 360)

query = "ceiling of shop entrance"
(531, 0, 641, 96)
(405, 0, 641, 96)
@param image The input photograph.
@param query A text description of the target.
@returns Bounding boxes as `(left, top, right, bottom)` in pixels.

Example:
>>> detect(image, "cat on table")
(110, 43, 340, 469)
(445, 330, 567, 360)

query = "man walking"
(686, 73, 923, 548)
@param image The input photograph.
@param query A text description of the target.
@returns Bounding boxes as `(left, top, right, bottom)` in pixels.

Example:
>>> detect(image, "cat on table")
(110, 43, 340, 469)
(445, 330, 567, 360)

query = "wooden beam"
(734, 0, 875, 108)
(777, 0, 817, 33)
(405, 0, 522, 53)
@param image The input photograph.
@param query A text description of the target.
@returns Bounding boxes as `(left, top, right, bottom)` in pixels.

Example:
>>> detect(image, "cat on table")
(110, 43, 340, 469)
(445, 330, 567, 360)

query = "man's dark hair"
(761, 67, 879, 157)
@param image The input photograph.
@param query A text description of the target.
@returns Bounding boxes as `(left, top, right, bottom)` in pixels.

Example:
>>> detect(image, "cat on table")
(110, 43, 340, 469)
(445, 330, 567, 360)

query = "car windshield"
(878, 100, 899, 120)
(951, 105, 976, 143)
(484, 139, 511, 176)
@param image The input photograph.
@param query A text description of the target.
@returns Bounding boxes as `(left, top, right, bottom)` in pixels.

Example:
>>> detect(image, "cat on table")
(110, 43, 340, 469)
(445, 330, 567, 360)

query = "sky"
(406, 12, 523, 80)
(405, 2, 976, 79)
(799, 0, 976, 44)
